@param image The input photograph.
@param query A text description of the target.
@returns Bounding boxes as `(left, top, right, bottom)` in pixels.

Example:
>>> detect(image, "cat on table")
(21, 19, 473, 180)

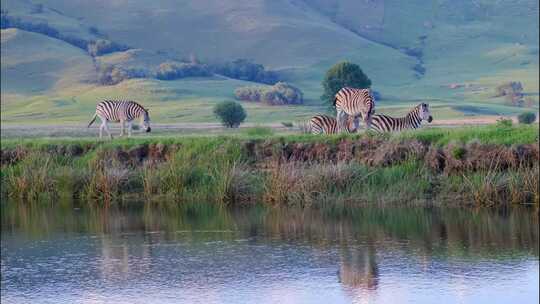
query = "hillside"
(1, 0, 538, 125)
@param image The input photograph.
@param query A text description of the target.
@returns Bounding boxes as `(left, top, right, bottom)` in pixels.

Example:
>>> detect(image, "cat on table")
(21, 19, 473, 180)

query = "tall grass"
(1, 124, 538, 206)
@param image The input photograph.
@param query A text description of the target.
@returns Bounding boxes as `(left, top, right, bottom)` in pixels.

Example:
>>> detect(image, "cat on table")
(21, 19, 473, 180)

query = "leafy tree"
(213, 101, 247, 128)
(517, 112, 536, 124)
(321, 61, 371, 108)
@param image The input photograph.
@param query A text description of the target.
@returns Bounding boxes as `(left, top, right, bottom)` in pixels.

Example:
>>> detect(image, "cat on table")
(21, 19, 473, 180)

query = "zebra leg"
(336, 109, 348, 133)
(103, 121, 113, 140)
(99, 123, 103, 139)
(353, 115, 361, 132)
(119, 120, 125, 137)
(127, 121, 133, 137)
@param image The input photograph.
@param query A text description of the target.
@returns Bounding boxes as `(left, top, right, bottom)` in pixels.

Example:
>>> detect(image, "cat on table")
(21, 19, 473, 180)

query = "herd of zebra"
(310, 87, 433, 134)
(87, 87, 433, 138)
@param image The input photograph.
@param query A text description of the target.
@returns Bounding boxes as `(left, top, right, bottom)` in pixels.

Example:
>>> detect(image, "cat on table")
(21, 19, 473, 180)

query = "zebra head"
(141, 109, 151, 132)
(419, 103, 433, 123)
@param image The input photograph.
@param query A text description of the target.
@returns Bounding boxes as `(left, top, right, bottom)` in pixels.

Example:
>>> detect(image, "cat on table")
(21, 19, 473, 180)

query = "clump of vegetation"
(321, 61, 372, 108)
(1, 125, 538, 206)
(518, 112, 536, 124)
(213, 101, 247, 128)
(87, 39, 129, 56)
(451, 146, 466, 160)
(210, 59, 278, 84)
(495, 81, 524, 106)
(234, 82, 303, 105)
(155, 61, 212, 80)
(97, 65, 128, 85)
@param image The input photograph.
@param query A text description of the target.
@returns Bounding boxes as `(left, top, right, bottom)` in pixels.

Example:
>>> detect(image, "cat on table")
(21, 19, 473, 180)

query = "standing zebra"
(309, 114, 357, 135)
(334, 87, 376, 133)
(87, 100, 151, 139)
(370, 103, 433, 133)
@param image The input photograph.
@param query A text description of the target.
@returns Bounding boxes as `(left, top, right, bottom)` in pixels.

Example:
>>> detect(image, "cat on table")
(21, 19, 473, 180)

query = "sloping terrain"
(1, 0, 538, 125)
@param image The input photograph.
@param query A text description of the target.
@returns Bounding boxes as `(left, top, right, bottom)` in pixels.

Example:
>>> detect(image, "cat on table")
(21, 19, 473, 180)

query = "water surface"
(1, 203, 538, 304)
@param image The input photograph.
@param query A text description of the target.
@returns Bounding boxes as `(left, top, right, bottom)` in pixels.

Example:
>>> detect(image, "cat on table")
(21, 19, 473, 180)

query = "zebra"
(309, 114, 357, 135)
(334, 87, 376, 133)
(370, 103, 433, 133)
(87, 100, 151, 139)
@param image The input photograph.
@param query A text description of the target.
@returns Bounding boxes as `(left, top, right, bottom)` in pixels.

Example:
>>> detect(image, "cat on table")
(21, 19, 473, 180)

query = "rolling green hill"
(1, 0, 538, 125)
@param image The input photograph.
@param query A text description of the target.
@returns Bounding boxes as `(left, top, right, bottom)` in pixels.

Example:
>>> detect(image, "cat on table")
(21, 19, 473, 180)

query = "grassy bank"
(1, 123, 538, 206)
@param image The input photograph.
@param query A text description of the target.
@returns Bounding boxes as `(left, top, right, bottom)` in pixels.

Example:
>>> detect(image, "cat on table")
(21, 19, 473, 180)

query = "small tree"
(213, 101, 247, 128)
(517, 112, 536, 124)
(321, 61, 371, 109)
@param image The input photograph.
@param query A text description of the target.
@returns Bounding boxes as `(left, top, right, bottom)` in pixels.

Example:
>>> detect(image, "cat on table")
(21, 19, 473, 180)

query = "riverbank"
(1, 123, 538, 206)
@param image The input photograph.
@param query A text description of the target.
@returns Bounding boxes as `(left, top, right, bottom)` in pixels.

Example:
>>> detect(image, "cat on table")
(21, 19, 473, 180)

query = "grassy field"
(2, 123, 538, 206)
(1, 1, 538, 125)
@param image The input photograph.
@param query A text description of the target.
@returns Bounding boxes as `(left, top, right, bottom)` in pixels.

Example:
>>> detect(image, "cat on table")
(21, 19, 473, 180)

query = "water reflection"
(1, 202, 538, 304)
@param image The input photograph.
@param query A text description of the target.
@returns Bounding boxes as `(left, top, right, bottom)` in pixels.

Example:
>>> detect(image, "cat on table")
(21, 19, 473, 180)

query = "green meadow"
(1, 1, 538, 125)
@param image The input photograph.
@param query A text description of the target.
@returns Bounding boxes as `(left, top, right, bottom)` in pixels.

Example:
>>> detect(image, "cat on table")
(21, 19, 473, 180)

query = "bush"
(87, 39, 129, 56)
(321, 61, 371, 107)
(97, 65, 127, 85)
(234, 82, 303, 105)
(155, 61, 211, 80)
(495, 81, 524, 106)
(518, 112, 536, 124)
(213, 101, 247, 128)
(210, 59, 278, 84)
(495, 118, 513, 129)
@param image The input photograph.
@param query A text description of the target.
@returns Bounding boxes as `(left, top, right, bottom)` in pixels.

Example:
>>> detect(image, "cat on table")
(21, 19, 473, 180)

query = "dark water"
(1, 203, 538, 304)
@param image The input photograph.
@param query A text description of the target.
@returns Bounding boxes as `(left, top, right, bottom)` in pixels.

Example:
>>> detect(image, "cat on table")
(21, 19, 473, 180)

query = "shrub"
(155, 61, 211, 80)
(97, 65, 128, 85)
(234, 82, 303, 105)
(495, 117, 513, 129)
(321, 61, 371, 108)
(213, 101, 247, 128)
(518, 112, 536, 124)
(87, 39, 129, 56)
(210, 59, 278, 84)
(495, 81, 524, 106)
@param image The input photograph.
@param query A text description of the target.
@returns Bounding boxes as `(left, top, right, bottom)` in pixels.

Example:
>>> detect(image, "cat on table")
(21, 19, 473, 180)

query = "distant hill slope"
(1, 28, 96, 94)
(1, 0, 538, 125)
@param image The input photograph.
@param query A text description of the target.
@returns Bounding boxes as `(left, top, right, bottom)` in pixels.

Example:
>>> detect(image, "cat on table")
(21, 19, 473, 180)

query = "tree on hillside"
(213, 101, 247, 128)
(321, 61, 371, 110)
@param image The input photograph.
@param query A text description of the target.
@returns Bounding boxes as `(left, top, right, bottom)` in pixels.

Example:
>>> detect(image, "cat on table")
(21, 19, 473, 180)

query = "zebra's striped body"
(309, 114, 357, 135)
(370, 103, 433, 133)
(334, 87, 375, 133)
(88, 100, 151, 139)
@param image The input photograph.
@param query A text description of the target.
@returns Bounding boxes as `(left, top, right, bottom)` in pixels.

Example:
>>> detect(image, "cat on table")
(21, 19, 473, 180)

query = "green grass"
(1, 123, 537, 149)
(1, 123, 538, 205)
(2, 1, 538, 125)
(396, 122, 539, 146)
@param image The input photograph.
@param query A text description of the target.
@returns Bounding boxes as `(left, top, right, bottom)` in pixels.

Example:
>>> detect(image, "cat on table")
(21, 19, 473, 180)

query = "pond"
(1, 203, 538, 304)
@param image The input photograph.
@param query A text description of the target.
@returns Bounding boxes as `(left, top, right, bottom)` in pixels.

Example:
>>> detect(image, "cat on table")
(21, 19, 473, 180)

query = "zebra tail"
(87, 113, 97, 128)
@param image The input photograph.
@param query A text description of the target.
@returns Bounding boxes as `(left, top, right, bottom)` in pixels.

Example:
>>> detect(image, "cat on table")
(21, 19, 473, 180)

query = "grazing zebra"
(87, 100, 151, 139)
(334, 87, 376, 133)
(309, 114, 357, 134)
(370, 103, 433, 133)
